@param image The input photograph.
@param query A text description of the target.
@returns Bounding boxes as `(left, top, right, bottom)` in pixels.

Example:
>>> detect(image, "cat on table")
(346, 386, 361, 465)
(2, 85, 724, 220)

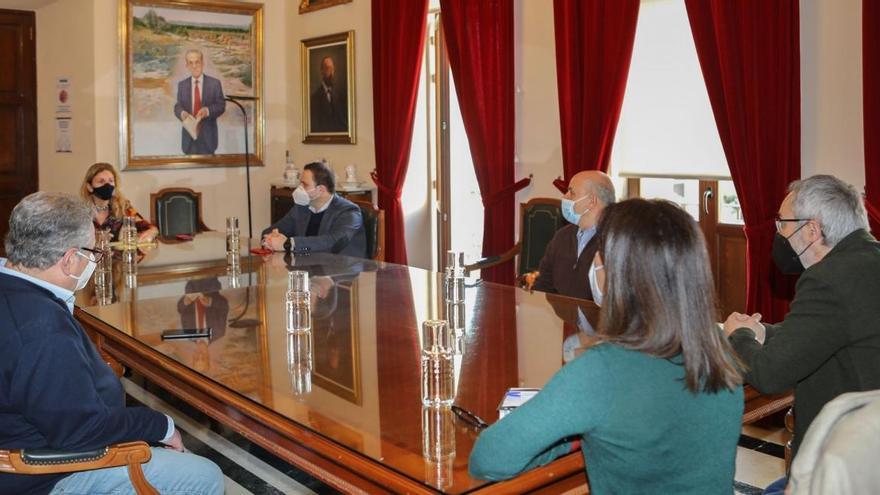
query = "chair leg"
(127, 462, 159, 495)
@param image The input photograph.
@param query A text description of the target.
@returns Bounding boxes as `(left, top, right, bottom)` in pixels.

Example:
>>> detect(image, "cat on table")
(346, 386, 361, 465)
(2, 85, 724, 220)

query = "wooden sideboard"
(270, 185, 372, 224)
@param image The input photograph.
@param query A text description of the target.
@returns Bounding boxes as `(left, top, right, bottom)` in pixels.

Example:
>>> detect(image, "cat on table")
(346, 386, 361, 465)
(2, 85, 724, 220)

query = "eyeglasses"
(79, 246, 105, 264)
(451, 405, 489, 430)
(774, 214, 809, 232)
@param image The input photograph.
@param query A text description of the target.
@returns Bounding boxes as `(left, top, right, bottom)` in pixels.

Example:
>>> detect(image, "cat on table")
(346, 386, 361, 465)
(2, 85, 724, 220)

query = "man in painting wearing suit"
(261, 161, 366, 258)
(173, 49, 226, 155)
(310, 55, 348, 132)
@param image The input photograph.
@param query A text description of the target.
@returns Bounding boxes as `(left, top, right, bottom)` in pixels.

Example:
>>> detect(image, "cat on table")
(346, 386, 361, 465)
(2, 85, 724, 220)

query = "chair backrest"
(788, 390, 880, 494)
(351, 199, 385, 261)
(150, 188, 210, 239)
(518, 198, 565, 275)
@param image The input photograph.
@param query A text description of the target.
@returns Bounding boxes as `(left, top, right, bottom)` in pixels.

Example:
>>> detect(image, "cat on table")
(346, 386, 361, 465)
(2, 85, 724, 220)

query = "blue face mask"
(560, 195, 589, 225)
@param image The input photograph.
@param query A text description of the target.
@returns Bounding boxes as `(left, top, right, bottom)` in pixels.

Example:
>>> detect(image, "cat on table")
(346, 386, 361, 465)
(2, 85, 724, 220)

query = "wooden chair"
(0, 441, 158, 494)
(465, 198, 565, 285)
(150, 188, 211, 240)
(351, 199, 385, 261)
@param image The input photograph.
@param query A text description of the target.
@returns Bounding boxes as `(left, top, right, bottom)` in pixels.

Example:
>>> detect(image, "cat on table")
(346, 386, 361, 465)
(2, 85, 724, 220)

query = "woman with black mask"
(79, 162, 158, 242)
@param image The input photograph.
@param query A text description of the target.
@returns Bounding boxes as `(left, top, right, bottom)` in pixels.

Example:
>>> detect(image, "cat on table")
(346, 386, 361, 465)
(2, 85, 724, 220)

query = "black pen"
(451, 405, 489, 430)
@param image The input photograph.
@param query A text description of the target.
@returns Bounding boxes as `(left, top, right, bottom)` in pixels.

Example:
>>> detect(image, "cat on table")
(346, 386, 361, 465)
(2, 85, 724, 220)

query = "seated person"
(722, 174, 880, 493)
(0, 192, 222, 494)
(532, 170, 615, 299)
(80, 162, 158, 242)
(469, 199, 743, 494)
(262, 161, 367, 258)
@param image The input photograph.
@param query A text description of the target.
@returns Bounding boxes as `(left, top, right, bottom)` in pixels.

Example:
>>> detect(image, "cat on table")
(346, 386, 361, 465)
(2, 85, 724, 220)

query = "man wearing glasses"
(0, 192, 223, 494)
(722, 175, 880, 494)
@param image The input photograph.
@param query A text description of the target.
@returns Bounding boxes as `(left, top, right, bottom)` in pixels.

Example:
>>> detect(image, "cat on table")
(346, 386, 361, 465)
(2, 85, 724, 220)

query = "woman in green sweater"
(469, 199, 744, 494)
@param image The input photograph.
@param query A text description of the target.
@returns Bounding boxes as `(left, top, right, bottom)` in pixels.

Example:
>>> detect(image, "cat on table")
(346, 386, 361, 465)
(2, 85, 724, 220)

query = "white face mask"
(560, 195, 589, 225)
(68, 251, 97, 291)
(292, 185, 318, 206)
(588, 261, 604, 306)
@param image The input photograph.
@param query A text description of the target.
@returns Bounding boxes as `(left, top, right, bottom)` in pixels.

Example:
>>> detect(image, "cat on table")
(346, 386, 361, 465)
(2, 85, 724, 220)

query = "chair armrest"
(0, 441, 152, 475)
(464, 244, 521, 275)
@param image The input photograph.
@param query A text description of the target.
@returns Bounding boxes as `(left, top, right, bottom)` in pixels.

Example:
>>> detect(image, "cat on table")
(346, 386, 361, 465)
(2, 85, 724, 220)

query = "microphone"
(225, 95, 258, 101)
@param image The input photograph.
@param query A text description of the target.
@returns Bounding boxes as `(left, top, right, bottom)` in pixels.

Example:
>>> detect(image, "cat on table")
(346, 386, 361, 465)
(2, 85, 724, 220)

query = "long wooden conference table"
(74, 232, 792, 494)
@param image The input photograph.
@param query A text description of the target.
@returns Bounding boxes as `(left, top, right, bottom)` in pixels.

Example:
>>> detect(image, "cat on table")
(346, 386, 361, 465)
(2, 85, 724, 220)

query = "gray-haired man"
(0, 192, 222, 494)
(723, 175, 880, 491)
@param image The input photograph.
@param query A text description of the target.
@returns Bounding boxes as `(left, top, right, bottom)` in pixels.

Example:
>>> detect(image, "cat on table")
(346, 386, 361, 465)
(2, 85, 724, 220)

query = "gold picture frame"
(301, 31, 356, 144)
(119, 0, 264, 170)
(299, 0, 353, 15)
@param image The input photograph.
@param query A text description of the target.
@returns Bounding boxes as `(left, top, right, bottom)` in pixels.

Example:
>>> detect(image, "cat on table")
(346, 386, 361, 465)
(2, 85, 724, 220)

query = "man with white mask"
(262, 161, 366, 258)
(0, 192, 222, 494)
(533, 170, 615, 300)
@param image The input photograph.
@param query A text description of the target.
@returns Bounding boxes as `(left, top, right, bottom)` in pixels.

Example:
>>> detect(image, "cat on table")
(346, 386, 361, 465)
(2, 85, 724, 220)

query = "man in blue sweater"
(0, 192, 222, 494)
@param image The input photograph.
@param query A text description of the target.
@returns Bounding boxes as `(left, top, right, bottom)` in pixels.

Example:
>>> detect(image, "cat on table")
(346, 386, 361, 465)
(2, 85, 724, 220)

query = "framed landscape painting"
(120, 0, 264, 169)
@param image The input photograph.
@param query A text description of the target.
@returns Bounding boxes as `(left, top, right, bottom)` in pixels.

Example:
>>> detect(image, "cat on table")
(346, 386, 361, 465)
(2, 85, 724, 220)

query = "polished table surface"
(74, 232, 791, 494)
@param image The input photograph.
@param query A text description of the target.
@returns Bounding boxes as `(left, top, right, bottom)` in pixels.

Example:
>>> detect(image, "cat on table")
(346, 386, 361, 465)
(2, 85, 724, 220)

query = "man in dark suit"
(262, 161, 367, 258)
(0, 192, 222, 494)
(723, 175, 880, 493)
(310, 56, 348, 132)
(173, 49, 226, 155)
(532, 170, 615, 300)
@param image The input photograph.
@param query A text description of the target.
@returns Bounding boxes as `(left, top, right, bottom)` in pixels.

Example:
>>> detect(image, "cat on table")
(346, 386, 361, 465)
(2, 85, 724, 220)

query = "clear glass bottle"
(286, 270, 311, 335)
(287, 331, 313, 396)
(421, 320, 455, 406)
(444, 251, 465, 303)
(283, 150, 300, 185)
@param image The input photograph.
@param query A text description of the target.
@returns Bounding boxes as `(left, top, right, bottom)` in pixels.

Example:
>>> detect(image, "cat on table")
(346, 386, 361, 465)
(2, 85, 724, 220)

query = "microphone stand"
(224, 95, 261, 328)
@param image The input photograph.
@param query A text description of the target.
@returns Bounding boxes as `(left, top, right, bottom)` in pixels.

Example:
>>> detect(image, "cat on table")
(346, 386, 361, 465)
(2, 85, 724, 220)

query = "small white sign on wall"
(55, 117, 72, 153)
(56, 77, 71, 114)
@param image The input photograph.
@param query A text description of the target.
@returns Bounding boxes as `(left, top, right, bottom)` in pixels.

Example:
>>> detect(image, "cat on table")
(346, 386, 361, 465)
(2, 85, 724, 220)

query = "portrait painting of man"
(122, 1, 263, 169)
(302, 31, 356, 144)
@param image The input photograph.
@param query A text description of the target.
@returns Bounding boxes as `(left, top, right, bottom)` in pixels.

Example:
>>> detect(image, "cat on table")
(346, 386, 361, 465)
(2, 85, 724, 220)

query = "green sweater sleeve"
(729, 273, 849, 394)
(468, 346, 613, 480)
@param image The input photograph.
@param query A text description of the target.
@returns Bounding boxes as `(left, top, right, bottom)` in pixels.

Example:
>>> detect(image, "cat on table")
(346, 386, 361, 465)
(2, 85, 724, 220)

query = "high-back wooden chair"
(150, 187, 211, 240)
(465, 198, 565, 284)
(351, 199, 385, 261)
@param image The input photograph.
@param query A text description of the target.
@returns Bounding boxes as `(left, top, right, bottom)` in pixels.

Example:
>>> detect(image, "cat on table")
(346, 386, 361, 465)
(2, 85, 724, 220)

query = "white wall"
(800, 0, 865, 189)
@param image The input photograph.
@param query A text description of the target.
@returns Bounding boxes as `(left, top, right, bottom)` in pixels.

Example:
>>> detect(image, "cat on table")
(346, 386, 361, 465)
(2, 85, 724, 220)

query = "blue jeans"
(763, 476, 788, 495)
(50, 447, 223, 495)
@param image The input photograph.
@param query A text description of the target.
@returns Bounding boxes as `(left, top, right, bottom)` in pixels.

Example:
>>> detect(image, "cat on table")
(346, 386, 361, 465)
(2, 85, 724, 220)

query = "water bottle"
(286, 270, 310, 334)
(421, 320, 455, 406)
(226, 216, 240, 264)
(287, 331, 313, 395)
(422, 405, 455, 490)
(444, 251, 465, 303)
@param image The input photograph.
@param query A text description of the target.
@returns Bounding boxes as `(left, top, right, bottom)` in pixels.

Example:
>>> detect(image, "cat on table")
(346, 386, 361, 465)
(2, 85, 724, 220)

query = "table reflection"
(78, 232, 595, 493)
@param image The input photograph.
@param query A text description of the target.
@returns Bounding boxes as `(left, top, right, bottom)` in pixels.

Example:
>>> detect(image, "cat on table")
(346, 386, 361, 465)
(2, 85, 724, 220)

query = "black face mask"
(771, 222, 814, 275)
(92, 183, 115, 201)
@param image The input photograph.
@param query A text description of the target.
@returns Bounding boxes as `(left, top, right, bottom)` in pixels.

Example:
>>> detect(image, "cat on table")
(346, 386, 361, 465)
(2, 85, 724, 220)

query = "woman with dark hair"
(469, 199, 743, 494)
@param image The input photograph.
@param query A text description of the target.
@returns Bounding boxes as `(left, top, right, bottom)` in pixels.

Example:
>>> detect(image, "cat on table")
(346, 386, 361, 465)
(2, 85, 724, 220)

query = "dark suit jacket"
(0, 274, 167, 494)
(173, 74, 225, 155)
(729, 229, 880, 459)
(310, 84, 347, 132)
(532, 224, 598, 300)
(263, 195, 367, 258)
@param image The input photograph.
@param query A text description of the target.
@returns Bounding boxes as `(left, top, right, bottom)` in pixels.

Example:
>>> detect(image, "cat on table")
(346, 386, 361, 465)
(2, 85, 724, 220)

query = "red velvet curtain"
(440, 0, 529, 285)
(685, 0, 800, 323)
(865, 0, 880, 234)
(552, 0, 640, 193)
(370, 0, 429, 265)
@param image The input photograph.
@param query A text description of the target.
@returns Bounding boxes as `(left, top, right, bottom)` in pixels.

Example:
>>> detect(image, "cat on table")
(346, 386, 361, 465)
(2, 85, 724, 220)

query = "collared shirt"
(309, 194, 334, 214)
(191, 74, 206, 114)
(0, 257, 176, 441)
(0, 258, 75, 313)
(321, 81, 333, 103)
(576, 226, 597, 258)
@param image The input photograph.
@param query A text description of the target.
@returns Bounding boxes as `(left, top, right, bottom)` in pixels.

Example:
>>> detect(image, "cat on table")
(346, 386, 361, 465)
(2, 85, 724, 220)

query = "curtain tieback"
(552, 176, 567, 194)
(481, 175, 532, 208)
(370, 169, 401, 198)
